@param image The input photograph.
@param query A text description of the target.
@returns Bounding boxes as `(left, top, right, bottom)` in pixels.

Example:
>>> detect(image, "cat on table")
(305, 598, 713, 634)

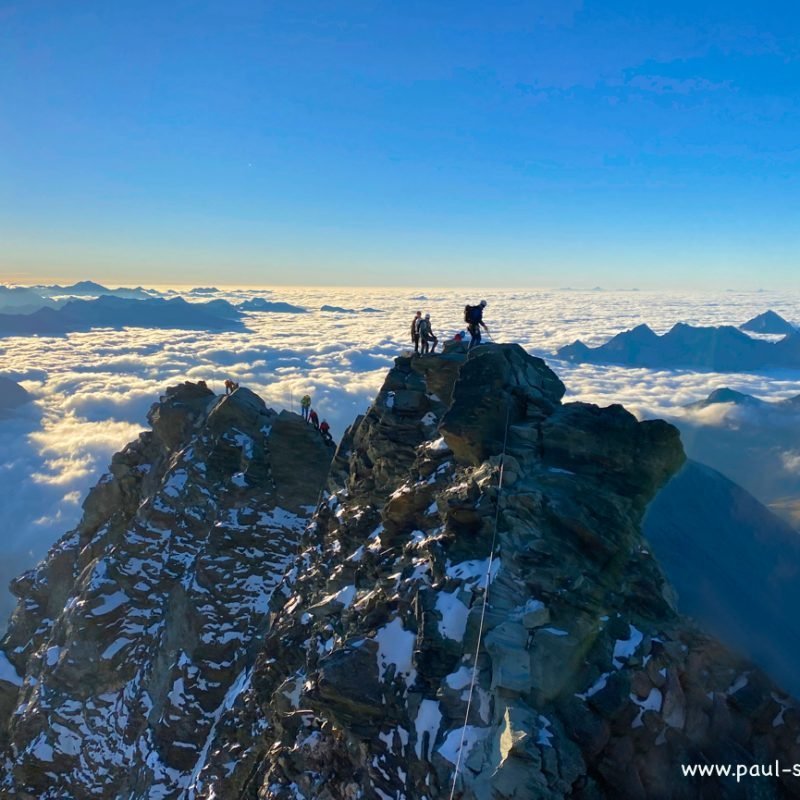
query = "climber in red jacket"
(320, 419, 333, 444)
(309, 409, 320, 429)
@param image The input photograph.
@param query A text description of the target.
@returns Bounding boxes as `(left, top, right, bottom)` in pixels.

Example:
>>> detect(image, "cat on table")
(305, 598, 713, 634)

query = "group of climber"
(410, 300, 489, 354)
(410, 311, 438, 354)
(300, 394, 332, 444)
(221, 381, 333, 445)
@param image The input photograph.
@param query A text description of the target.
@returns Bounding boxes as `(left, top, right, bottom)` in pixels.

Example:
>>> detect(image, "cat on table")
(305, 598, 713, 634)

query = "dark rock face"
(171, 345, 797, 800)
(557, 320, 800, 371)
(0, 383, 332, 799)
(2, 346, 800, 800)
(440, 343, 565, 465)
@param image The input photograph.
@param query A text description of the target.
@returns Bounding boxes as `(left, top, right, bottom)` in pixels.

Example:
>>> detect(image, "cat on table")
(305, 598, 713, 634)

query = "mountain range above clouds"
(0, 283, 404, 337)
(558, 311, 800, 371)
(0, 283, 314, 318)
(238, 297, 308, 313)
(32, 281, 155, 300)
(0, 282, 155, 315)
(0, 287, 59, 315)
(0, 296, 246, 337)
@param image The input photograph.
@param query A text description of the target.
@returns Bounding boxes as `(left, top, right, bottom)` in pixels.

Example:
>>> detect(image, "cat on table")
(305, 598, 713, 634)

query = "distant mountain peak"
(687, 387, 765, 408)
(740, 309, 796, 335)
(0, 376, 31, 413)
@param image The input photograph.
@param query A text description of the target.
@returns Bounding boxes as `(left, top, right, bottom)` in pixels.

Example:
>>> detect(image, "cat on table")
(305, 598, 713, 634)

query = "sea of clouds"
(2, 285, 800, 626)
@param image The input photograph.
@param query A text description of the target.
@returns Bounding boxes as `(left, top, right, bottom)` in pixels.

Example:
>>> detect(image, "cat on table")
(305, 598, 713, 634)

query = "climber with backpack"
(300, 394, 311, 422)
(419, 313, 438, 354)
(410, 310, 422, 355)
(464, 300, 489, 349)
(309, 409, 320, 430)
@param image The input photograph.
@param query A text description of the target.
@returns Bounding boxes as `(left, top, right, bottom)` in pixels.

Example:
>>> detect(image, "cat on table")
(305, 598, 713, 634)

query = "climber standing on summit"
(419, 313, 438, 354)
(465, 300, 489, 349)
(410, 310, 422, 355)
(300, 394, 311, 422)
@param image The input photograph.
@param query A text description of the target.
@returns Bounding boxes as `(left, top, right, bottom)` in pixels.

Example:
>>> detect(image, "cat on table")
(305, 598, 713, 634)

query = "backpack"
(464, 304, 481, 324)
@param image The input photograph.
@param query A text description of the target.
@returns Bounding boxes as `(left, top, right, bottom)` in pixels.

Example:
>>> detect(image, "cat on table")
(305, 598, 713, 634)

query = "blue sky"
(1, 0, 798, 288)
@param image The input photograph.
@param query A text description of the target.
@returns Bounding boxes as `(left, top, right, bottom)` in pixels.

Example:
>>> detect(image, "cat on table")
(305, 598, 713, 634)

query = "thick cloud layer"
(1, 286, 799, 627)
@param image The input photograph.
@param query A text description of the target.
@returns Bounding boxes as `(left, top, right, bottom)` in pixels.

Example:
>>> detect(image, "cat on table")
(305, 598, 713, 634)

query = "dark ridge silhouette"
(558, 320, 800, 370)
(0, 296, 244, 337)
(645, 459, 800, 698)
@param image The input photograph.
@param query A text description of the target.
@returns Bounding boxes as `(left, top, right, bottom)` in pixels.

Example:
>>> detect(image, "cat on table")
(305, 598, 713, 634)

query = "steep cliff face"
(182, 344, 800, 800)
(0, 383, 333, 799)
(2, 346, 800, 800)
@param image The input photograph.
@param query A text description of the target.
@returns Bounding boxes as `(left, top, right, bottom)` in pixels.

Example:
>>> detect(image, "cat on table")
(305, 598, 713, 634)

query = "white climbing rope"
(448, 404, 512, 800)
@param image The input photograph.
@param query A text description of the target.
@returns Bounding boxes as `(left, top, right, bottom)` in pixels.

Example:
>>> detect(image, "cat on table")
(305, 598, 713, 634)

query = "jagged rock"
(0, 383, 332, 798)
(440, 344, 565, 464)
(540, 402, 684, 504)
(181, 344, 799, 800)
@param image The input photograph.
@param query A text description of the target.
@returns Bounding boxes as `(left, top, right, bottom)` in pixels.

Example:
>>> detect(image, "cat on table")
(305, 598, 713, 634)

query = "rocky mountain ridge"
(0, 382, 333, 798)
(1, 344, 799, 799)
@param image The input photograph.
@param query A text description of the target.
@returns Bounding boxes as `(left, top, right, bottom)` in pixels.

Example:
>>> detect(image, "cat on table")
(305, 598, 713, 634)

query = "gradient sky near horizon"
(2, 0, 799, 288)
